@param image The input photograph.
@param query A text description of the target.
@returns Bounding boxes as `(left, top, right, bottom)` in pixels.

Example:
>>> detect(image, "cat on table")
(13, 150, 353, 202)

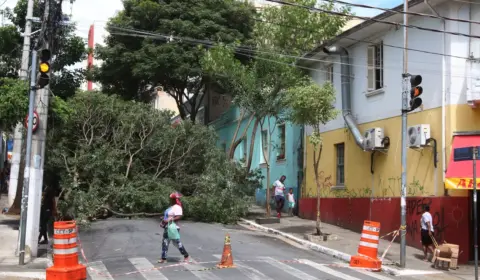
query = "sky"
(1, 0, 404, 45)
(0, 0, 403, 80)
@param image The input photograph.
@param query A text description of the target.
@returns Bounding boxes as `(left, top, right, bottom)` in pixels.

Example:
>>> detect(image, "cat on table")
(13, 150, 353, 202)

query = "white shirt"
(273, 180, 285, 196)
(164, 204, 183, 229)
(421, 212, 434, 231)
(287, 193, 295, 202)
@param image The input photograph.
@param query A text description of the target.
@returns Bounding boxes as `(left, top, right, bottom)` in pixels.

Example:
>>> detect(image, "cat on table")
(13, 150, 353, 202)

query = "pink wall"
(299, 196, 470, 263)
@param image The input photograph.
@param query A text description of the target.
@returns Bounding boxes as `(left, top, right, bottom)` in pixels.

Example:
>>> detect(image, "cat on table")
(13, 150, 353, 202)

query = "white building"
(298, 0, 480, 263)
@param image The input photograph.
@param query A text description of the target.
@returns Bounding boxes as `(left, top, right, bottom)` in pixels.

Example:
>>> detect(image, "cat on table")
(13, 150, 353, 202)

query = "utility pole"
(24, 0, 51, 258)
(18, 50, 38, 265)
(11, 0, 35, 255)
(400, 0, 409, 268)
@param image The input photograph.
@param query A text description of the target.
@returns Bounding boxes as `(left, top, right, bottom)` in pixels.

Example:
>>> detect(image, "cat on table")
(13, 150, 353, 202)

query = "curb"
(239, 218, 401, 276)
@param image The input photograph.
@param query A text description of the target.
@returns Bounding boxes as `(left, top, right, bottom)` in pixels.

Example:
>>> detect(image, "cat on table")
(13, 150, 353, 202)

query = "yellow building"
(299, 0, 480, 264)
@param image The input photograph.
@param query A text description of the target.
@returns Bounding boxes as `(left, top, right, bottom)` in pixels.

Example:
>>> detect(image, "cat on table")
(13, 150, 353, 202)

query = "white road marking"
(87, 261, 114, 280)
(128, 257, 168, 280)
(213, 254, 274, 280)
(258, 256, 318, 280)
(299, 259, 361, 280)
(184, 257, 222, 280)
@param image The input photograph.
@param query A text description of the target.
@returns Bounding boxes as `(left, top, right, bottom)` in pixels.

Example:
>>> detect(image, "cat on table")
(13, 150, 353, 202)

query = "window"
(241, 137, 247, 162)
(326, 64, 334, 84)
(221, 142, 227, 153)
(335, 143, 345, 185)
(277, 124, 286, 160)
(367, 42, 384, 91)
(261, 129, 268, 163)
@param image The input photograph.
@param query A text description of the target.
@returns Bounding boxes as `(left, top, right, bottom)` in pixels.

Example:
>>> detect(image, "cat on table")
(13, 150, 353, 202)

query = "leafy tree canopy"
(2, 0, 86, 99)
(93, 0, 257, 122)
(0, 78, 28, 131)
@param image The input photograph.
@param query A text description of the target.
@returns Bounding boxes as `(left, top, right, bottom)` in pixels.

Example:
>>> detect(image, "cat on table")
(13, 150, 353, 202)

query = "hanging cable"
(265, 0, 480, 40)
(320, 0, 480, 25)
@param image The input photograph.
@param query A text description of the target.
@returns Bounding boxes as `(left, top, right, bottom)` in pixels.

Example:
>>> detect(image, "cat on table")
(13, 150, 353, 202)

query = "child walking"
(287, 188, 295, 216)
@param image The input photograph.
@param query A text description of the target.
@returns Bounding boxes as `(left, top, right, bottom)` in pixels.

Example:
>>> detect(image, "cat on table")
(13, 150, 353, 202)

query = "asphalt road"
(78, 218, 397, 280)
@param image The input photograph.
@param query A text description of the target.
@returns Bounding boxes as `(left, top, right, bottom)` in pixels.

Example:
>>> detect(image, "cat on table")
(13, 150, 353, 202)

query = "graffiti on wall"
(305, 171, 428, 199)
(405, 197, 447, 241)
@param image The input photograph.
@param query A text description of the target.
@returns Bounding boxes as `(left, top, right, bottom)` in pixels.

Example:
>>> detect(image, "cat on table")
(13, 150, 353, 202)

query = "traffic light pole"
(474, 147, 478, 280)
(400, 0, 409, 268)
(18, 50, 37, 265)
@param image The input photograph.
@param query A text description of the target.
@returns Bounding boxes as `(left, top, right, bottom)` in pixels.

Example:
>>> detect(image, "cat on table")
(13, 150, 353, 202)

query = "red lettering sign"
(456, 179, 480, 189)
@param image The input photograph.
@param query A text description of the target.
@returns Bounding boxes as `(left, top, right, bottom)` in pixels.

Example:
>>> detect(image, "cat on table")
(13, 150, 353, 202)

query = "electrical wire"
(321, 0, 480, 25)
(266, 0, 480, 40)
(108, 28, 478, 80)
(252, 18, 471, 61)
(109, 26, 474, 77)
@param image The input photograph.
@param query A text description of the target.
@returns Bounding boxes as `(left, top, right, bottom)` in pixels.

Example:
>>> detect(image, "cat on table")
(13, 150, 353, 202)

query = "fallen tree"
(46, 92, 262, 225)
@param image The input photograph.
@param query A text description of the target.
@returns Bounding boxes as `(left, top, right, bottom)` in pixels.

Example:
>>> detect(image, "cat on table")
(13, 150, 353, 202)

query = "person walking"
(271, 175, 286, 218)
(158, 192, 190, 263)
(287, 188, 295, 217)
(420, 205, 435, 261)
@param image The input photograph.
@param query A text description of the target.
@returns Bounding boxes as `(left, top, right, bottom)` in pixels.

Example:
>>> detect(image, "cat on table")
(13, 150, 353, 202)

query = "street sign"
(24, 110, 39, 133)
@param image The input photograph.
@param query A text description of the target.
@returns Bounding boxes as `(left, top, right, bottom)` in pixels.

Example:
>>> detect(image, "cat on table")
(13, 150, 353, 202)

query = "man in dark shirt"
(38, 187, 56, 244)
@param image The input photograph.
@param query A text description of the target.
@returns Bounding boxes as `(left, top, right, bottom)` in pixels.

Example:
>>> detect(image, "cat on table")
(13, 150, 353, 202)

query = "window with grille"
(326, 64, 334, 84)
(277, 124, 286, 160)
(367, 42, 384, 91)
(261, 130, 268, 163)
(335, 143, 345, 185)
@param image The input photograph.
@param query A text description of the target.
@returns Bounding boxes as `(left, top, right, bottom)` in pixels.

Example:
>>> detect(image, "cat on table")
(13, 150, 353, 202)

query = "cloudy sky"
(1, 0, 404, 45)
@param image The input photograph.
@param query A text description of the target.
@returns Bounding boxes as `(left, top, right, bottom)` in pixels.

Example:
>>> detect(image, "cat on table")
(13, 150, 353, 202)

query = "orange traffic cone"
(217, 233, 235, 268)
(349, 220, 382, 271)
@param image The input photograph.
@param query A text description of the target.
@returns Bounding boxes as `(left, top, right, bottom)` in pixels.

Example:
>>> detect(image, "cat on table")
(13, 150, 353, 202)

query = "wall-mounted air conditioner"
(407, 124, 431, 148)
(364, 127, 384, 151)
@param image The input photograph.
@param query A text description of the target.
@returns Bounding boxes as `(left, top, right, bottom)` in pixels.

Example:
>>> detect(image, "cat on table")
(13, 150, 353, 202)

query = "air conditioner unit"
(407, 124, 431, 147)
(364, 127, 384, 151)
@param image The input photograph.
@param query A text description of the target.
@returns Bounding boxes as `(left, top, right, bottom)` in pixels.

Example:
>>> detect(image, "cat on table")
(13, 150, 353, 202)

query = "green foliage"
(94, 0, 257, 122)
(255, 0, 351, 55)
(0, 26, 22, 78)
(47, 92, 261, 224)
(0, 78, 28, 131)
(202, 0, 350, 120)
(2, 0, 86, 98)
(283, 78, 339, 148)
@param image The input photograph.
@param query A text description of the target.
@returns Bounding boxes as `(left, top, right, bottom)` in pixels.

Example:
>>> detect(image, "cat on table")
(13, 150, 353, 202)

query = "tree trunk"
(266, 163, 271, 217)
(228, 110, 246, 159)
(246, 118, 260, 173)
(8, 132, 27, 214)
(314, 167, 322, 236)
(313, 141, 323, 236)
(228, 114, 254, 160)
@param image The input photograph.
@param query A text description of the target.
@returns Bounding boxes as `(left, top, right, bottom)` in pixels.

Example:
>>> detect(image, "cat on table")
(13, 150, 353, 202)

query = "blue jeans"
(161, 228, 189, 260)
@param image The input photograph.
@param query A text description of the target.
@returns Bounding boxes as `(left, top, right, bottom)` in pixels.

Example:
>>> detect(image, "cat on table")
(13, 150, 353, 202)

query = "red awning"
(445, 135, 480, 189)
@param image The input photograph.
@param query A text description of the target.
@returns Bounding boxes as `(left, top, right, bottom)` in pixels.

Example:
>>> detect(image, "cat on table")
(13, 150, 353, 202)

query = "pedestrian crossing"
(84, 254, 395, 280)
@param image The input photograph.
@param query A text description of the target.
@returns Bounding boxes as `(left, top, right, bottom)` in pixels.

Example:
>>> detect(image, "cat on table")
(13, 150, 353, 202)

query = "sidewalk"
(0, 194, 48, 279)
(243, 205, 475, 280)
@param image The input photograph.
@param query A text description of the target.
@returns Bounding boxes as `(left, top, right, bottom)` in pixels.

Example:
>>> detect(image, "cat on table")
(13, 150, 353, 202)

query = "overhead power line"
(253, 18, 470, 61)
(108, 27, 477, 80)
(323, 0, 480, 25)
(266, 0, 480, 40)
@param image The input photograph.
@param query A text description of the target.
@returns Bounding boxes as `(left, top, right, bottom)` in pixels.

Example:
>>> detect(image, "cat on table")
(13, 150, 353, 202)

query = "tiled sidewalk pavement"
(243, 205, 475, 280)
(0, 194, 49, 279)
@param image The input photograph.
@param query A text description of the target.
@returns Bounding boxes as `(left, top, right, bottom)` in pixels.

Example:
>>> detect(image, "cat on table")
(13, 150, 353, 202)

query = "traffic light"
(37, 49, 51, 89)
(409, 75, 423, 112)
